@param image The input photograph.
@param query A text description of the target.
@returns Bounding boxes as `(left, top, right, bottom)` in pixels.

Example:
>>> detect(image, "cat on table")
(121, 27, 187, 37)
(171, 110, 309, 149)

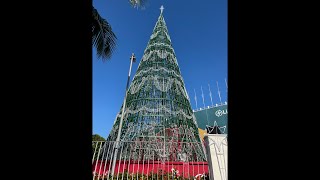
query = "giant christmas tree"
(107, 6, 206, 165)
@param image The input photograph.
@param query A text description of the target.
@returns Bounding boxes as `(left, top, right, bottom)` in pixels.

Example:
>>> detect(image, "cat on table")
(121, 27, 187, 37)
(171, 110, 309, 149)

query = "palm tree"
(92, 0, 147, 62)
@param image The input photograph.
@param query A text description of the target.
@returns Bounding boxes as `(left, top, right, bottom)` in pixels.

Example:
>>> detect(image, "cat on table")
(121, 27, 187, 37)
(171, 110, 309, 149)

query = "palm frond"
(129, 0, 148, 9)
(92, 6, 117, 61)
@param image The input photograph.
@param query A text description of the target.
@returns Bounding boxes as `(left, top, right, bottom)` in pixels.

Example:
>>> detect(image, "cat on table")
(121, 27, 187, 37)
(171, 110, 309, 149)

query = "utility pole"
(110, 53, 136, 177)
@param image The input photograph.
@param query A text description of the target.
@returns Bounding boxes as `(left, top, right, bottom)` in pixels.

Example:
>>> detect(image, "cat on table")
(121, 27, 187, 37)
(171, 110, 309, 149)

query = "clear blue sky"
(93, 0, 227, 138)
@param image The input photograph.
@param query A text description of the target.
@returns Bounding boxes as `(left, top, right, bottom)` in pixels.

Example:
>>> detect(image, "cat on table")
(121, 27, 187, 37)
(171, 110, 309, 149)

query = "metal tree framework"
(104, 6, 207, 174)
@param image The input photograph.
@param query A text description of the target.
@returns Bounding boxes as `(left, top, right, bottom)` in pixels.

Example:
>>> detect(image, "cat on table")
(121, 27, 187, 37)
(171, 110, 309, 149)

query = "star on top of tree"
(160, 5, 164, 13)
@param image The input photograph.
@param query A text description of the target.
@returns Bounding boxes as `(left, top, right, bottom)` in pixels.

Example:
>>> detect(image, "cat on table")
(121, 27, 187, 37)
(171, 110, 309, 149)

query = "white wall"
(204, 134, 228, 180)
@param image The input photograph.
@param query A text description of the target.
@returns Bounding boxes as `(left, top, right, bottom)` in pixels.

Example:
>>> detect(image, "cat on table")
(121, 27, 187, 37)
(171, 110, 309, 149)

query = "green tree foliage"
(92, 134, 106, 141)
(92, 1, 147, 61)
(92, 134, 106, 157)
(92, 6, 117, 61)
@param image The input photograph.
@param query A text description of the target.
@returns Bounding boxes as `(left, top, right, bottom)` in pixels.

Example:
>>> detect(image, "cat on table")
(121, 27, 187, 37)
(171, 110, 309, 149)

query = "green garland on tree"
(106, 7, 206, 163)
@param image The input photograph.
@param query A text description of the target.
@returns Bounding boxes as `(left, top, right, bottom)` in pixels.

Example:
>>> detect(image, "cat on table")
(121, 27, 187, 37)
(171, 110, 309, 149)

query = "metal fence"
(92, 141, 210, 180)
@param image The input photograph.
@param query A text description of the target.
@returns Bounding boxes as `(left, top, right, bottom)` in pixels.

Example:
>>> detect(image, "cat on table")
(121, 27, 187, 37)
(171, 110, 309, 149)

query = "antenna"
(194, 89, 198, 110)
(216, 81, 222, 105)
(225, 78, 228, 91)
(208, 83, 213, 107)
(225, 78, 228, 103)
(201, 86, 205, 108)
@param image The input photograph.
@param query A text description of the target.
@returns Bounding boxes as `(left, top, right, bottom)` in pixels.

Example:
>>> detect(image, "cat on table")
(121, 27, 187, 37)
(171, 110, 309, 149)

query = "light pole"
(110, 53, 136, 177)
